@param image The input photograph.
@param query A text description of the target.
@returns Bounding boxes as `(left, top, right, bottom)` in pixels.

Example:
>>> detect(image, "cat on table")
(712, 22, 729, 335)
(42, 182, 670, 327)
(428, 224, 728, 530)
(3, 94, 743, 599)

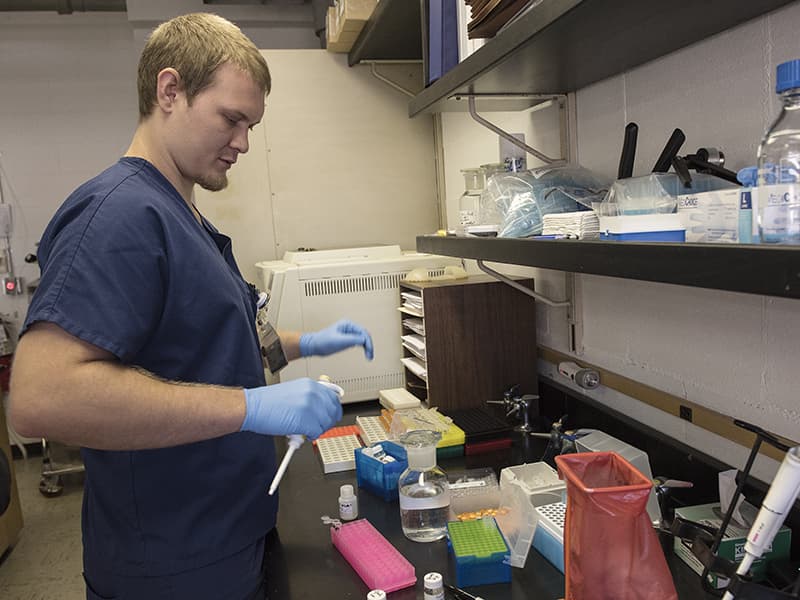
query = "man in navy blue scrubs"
(8, 13, 373, 600)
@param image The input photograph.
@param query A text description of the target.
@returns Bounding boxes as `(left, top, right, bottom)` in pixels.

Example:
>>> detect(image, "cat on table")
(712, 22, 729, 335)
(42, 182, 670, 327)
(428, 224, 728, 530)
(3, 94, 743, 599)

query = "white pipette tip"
(268, 434, 304, 495)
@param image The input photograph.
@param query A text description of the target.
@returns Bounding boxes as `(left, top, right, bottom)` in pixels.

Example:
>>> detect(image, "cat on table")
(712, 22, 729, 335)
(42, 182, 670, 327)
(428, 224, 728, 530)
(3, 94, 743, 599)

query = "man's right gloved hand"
(240, 378, 343, 440)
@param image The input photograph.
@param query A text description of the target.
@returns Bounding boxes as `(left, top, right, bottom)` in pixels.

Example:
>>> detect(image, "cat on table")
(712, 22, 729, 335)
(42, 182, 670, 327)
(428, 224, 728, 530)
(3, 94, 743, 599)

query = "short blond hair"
(137, 13, 271, 119)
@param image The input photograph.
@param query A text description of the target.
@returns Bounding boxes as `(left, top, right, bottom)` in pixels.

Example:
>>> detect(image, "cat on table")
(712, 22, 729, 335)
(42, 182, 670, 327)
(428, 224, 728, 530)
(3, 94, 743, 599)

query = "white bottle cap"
(367, 590, 386, 600)
(424, 572, 443, 586)
(340, 484, 355, 499)
(423, 572, 444, 600)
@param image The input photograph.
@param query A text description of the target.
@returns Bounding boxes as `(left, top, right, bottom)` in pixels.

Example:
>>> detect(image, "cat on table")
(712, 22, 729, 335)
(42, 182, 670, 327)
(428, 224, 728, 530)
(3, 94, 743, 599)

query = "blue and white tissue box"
(677, 188, 747, 243)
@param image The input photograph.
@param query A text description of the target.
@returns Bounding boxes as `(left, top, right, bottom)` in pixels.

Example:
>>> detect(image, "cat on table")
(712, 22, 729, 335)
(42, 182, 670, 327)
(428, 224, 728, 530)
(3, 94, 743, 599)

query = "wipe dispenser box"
(355, 441, 407, 501)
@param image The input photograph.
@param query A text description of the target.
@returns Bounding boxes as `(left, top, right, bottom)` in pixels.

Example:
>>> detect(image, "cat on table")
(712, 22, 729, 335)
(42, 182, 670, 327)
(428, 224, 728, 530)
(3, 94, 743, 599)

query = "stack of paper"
(541, 211, 600, 240)
(399, 292, 424, 317)
(402, 318, 425, 336)
(401, 334, 427, 360)
(400, 357, 427, 381)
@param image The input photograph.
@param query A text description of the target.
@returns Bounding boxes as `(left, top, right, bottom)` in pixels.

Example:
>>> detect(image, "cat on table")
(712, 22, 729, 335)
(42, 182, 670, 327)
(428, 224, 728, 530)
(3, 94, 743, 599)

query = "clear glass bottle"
(398, 430, 450, 542)
(457, 168, 484, 234)
(758, 58, 800, 243)
(476, 162, 508, 232)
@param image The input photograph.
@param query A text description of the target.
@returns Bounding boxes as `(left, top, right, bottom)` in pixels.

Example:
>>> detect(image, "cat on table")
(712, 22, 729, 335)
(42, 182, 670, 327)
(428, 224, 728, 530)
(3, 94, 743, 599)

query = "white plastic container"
(495, 462, 566, 568)
(339, 484, 358, 521)
(599, 214, 686, 242)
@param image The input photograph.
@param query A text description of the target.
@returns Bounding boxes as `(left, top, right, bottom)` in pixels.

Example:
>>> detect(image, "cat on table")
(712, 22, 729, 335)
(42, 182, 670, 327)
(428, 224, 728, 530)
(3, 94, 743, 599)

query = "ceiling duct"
(0, 0, 126, 13)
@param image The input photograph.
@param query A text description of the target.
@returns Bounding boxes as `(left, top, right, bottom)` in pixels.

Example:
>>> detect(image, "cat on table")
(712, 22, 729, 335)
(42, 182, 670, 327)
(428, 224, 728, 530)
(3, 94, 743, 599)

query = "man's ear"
(155, 68, 181, 113)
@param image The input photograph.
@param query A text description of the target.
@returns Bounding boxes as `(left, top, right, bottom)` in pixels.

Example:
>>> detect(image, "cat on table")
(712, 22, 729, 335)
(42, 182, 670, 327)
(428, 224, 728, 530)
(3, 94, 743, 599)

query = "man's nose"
(231, 127, 249, 154)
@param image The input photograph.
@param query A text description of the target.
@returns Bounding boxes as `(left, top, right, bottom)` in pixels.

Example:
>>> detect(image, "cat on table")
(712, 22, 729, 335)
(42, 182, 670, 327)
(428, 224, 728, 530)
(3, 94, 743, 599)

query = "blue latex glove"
(240, 378, 343, 440)
(299, 319, 374, 360)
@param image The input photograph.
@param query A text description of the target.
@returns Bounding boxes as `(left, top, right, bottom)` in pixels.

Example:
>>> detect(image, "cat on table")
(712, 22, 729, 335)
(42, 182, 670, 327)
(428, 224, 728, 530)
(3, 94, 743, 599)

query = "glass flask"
(398, 430, 450, 542)
(457, 168, 484, 234)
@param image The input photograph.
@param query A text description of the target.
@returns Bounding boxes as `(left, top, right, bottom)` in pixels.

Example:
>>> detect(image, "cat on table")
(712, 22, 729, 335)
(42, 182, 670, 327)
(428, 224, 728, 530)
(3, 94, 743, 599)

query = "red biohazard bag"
(555, 452, 678, 600)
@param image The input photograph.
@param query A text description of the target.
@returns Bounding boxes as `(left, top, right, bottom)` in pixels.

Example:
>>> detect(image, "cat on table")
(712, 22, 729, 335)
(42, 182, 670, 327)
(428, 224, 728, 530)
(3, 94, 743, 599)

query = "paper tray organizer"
(330, 518, 416, 592)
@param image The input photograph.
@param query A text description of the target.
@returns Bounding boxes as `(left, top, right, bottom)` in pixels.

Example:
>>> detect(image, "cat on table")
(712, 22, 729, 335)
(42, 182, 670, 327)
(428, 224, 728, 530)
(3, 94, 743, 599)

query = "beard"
(197, 172, 229, 192)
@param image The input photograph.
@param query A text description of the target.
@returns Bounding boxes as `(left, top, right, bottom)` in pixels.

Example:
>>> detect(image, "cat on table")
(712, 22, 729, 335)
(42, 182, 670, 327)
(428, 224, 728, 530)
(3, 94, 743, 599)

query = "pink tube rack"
(330, 519, 416, 592)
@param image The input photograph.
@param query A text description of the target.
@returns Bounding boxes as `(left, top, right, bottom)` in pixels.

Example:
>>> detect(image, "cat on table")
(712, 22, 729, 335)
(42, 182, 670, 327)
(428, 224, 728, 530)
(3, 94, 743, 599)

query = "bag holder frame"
(665, 420, 798, 599)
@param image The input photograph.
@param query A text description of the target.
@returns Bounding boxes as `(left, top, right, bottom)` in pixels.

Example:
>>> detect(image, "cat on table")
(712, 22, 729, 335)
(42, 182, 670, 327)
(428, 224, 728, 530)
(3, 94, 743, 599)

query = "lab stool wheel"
(39, 438, 84, 497)
(39, 474, 63, 497)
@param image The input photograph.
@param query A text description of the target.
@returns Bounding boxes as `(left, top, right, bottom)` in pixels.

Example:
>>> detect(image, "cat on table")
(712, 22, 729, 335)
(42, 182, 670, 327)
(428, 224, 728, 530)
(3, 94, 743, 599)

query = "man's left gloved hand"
(299, 319, 374, 360)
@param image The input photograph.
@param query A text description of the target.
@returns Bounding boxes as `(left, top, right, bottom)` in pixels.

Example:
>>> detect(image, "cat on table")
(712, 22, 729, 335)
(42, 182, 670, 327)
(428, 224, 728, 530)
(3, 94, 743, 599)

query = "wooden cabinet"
(399, 275, 537, 411)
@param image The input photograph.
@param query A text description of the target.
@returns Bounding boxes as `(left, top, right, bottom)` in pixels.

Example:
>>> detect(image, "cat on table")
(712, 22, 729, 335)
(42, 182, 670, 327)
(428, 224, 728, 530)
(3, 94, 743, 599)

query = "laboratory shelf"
(408, 0, 794, 115)
(347, 0, 422, 66)
(416, 235, 800, 300)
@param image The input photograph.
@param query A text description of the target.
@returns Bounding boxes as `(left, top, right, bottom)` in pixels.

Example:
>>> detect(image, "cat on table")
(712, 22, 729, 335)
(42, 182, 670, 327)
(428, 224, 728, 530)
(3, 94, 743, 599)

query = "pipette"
(267, 377, 344, 496)
(721, 446, 800, 600)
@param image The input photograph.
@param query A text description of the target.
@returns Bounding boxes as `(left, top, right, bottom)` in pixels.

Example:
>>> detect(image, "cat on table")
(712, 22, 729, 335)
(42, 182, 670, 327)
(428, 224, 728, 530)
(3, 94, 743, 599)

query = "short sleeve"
(25, 197, 167, 361)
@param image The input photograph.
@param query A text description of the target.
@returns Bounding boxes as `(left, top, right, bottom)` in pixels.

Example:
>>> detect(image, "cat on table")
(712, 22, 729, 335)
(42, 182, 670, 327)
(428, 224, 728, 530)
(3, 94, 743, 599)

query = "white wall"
(0, 12, 140, 339)
(440, 2, 800, 482)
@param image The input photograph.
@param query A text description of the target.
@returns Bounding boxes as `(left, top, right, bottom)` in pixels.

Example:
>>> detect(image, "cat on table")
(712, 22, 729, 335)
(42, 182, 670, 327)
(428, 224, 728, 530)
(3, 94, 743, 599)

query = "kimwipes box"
(673, 503, 791, 589)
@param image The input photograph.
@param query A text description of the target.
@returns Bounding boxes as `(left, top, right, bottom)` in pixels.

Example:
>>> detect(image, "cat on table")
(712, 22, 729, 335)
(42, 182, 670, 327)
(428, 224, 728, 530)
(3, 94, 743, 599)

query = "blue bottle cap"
(776, 59, 800, 93)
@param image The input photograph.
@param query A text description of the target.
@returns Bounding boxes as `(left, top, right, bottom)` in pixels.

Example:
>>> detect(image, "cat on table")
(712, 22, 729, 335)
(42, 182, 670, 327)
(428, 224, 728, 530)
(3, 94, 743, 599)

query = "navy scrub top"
(22, 157, 278, 576)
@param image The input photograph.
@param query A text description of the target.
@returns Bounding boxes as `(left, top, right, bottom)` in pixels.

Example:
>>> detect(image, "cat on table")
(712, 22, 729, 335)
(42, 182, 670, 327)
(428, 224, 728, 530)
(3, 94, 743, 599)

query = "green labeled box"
(673, 502, 791, 589)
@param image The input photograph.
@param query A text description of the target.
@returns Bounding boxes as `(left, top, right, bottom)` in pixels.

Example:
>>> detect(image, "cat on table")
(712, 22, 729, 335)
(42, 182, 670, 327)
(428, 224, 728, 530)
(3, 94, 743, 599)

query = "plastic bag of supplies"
(555, 452, 678, 600)
(480, 165, 608, 238)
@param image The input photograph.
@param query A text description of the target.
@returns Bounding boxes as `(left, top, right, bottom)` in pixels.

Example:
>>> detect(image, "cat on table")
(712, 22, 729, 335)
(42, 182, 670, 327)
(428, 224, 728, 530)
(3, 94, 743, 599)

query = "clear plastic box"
(495, 462, 566, 568)
(448, 468, 501, 520)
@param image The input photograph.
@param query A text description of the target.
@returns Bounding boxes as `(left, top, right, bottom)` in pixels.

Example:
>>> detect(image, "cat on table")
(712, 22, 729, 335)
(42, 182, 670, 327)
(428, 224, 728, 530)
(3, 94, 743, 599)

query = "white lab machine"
(255, 245, 461, 403)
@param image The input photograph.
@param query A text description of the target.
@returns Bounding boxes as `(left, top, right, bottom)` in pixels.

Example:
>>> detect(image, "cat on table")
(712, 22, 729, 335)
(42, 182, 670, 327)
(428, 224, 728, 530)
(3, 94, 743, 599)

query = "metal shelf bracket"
(476, 259, 571, 309)
(363, 60, 423, 98)
(461, 94, 567, 165)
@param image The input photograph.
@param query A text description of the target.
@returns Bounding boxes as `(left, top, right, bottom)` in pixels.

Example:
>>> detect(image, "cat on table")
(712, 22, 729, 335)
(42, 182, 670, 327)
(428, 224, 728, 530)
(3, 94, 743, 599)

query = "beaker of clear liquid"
(398, 430, 450, 542)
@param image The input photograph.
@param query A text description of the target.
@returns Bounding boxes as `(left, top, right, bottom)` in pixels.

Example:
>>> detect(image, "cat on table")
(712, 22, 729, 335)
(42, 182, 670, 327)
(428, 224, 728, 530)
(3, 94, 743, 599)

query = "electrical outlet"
(2, 276, 22, 295)
(3, 276, 16, 295)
